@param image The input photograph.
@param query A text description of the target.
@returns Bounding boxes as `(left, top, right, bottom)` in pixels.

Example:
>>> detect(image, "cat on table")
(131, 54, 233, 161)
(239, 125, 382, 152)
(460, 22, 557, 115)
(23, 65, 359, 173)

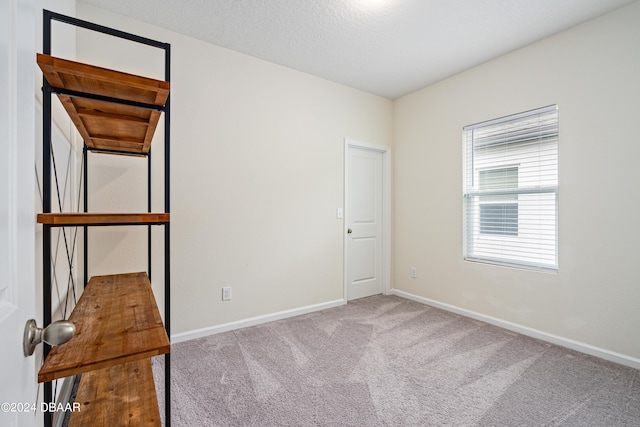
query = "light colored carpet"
(153, 295, 640, 426)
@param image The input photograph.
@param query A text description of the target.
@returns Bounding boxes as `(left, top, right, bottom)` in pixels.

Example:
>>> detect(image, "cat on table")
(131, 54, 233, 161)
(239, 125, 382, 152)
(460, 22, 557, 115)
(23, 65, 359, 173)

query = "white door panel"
(351, 237, 377, 282)
(351, 155, 377, 223)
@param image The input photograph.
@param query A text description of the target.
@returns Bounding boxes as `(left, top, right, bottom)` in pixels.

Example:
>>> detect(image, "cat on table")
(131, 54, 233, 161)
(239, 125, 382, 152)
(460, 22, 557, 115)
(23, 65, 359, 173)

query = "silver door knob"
(347, 228, 353, 234)
(23, 319, 76, 356)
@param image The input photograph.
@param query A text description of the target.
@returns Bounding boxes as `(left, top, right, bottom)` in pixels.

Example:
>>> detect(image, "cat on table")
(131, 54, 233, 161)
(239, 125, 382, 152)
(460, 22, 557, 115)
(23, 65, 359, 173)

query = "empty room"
(2, 0, 639, 426)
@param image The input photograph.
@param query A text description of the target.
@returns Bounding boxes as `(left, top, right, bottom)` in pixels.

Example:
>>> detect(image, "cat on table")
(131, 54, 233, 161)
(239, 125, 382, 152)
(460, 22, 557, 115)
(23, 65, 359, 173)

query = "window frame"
(462, 105, 558, 272)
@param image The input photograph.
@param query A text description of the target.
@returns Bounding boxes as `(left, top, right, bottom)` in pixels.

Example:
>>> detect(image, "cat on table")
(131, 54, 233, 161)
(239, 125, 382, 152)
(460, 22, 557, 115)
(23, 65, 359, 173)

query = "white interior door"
(0, 0, 38, 426)
(346, 145, 384, 300)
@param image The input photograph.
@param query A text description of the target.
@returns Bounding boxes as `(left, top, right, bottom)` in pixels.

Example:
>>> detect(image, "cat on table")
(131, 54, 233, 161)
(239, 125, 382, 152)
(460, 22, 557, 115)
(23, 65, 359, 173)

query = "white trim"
(392, 289, 640, 370)
(464, 104, 557, 131)
(343, 139, 392, 300)
(171, 299, 346, 344)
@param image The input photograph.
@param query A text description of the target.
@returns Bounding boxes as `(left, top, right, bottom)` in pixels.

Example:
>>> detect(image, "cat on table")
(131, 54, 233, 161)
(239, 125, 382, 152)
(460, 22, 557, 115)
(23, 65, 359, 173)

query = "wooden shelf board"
(69, 359, 161, 427)
(38, 272, 170, 383)
(37, 213, 170, 226)
(37, 54, 169, 155)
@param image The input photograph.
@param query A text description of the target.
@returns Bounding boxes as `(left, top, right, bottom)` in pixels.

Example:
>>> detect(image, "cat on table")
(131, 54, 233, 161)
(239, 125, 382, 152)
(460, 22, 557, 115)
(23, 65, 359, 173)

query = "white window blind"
(463, 105, 558, 271)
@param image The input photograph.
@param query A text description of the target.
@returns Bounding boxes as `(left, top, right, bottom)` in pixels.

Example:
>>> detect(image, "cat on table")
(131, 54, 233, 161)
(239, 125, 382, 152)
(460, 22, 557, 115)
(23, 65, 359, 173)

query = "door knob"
(348, 228, 353, 234)
(23, 319, 76, 356)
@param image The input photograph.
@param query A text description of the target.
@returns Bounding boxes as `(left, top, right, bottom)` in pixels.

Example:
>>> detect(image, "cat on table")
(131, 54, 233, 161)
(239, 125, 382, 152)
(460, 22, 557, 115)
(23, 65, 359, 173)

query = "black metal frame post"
(42, 9, 171, 427)
(42, 19, 52, 426)
(148, 150, 152, 281)
(164, 43, 171, 426)
(83, 145, 88, 290)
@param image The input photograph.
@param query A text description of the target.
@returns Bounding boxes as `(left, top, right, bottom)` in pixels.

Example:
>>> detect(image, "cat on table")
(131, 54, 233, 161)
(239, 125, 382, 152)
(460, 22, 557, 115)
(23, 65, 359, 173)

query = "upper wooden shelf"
(37, 53, 170, 156)
(37, 212, 170, 226)
(38, 272, 170, 383)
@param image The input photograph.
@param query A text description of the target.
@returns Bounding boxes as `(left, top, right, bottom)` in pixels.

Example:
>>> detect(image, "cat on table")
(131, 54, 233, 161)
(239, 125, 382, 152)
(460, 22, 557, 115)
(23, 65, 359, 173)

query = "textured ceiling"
(78, 0, 636, 99)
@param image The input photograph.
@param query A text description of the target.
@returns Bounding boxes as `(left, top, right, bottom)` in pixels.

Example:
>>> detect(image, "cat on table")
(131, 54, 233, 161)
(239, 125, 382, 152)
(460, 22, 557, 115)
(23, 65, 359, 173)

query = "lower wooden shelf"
(38, 272, 170, 383)
(69, 358, 161, 427)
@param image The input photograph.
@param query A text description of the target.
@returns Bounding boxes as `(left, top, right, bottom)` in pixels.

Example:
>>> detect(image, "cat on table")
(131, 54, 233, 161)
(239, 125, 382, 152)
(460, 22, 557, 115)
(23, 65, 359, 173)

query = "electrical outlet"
(411, 267, 417, 278)
(222, 287, 232, 301)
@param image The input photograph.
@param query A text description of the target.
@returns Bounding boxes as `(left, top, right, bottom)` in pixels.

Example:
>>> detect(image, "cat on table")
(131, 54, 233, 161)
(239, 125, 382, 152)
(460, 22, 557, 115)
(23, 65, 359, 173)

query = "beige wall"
(393, 1, 640, 360)
(75, 4, 393, 335)
(74, 1, 640, 362)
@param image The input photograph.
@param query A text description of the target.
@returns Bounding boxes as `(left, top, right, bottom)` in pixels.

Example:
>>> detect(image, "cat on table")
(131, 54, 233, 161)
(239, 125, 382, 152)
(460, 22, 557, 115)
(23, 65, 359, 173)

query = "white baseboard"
(392, 289, 640, 370)
(171, 299, 346, 344)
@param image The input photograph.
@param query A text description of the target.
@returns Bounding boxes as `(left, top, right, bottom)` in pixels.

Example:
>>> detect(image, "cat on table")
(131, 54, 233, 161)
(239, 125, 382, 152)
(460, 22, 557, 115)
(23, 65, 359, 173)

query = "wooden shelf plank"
(37, 213, 170, 226)
(38, 272, 170, 383)
(37, 54, 169, 155)
(69, 359, 161, 427)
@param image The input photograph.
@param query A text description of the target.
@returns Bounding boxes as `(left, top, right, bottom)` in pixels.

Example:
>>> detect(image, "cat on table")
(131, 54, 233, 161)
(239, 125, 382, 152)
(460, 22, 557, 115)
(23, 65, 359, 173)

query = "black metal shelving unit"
(40, 10, 171, 427)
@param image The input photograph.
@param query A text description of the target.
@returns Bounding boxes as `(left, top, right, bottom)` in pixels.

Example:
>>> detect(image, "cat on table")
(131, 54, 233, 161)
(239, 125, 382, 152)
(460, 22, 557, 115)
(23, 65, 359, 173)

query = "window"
(463, 105, 558, 271)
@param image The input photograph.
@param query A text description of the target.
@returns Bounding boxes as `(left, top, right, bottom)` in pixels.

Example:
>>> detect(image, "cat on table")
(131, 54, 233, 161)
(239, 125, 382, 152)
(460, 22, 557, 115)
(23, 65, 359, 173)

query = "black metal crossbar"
(49, 86, 167, 111)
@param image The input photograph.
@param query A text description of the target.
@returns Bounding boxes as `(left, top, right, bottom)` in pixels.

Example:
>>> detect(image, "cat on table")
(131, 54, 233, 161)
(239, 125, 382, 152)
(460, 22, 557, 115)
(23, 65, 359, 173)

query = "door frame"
(343, 139, 391, 301)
